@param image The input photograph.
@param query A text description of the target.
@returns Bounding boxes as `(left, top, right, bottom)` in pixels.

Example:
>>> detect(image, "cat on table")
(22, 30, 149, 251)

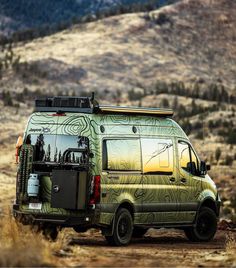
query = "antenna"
(90, 92, 99, 108)
(91, 92, 95, 102)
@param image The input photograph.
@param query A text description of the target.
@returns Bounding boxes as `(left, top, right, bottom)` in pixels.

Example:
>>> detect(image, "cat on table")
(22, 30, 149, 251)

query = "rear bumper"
(13, 203, 98, 227)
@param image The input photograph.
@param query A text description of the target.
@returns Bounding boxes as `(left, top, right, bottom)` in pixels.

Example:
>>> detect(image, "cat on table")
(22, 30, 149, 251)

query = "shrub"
(215, 148, 221, 163)
(128, 89, 143, 101)
(161, 98, 169, 108)
(2, 91, 13, 106)
(153, 13, 172, 26)
(227, 129, 236, 144)
(194, 130, 203, 140)
(181, 119, 192, 135)
(225, 155, 233, 166)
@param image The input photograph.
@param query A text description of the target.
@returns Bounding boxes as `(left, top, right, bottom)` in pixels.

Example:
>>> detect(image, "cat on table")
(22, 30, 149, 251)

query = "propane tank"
(27, 174, 39, 197)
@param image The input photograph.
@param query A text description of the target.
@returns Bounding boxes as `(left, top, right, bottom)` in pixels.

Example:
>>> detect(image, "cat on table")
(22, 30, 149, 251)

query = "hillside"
(0, 0, 175, 37)
(1, 0, 235, 93)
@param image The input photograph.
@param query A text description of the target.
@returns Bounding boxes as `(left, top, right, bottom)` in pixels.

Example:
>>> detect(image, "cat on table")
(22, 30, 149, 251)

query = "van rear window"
(25, 134, 88, 164)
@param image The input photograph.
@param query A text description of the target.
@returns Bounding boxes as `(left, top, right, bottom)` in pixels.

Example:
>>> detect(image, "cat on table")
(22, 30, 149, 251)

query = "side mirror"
(206, 164, 211, 171)
(200, 161, 207, 175)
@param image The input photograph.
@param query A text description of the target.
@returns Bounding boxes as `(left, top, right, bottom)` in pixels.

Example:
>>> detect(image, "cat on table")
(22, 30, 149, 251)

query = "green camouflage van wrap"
(15, 111, 219, 228)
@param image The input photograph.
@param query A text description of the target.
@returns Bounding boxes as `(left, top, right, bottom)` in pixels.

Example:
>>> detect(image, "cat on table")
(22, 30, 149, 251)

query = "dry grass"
(0, 209, 57, 267)
(226, 233, 236, 252)
(225, 233, 236, 265)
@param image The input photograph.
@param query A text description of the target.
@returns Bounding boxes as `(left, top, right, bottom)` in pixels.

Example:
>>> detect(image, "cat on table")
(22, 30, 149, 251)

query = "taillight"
(89, 175, 101, 205)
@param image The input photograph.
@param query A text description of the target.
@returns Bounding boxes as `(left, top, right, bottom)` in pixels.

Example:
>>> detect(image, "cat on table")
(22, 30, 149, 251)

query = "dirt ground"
(50, 228, 235, 267)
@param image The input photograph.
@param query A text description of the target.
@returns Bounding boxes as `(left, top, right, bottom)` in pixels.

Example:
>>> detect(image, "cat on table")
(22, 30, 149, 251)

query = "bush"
(227, 129, 236, 144)
(218, 129, 227, 137)
(181, 120, 192, 135)
(128, 89, 143, 101)
(225, 155, 233, 166)
(215, 147, 221, 163)
(2, 91, 13, 106)
(194, 131, 203, 140)
(153, 12, 172, 26)
(161, 98, 169, 108)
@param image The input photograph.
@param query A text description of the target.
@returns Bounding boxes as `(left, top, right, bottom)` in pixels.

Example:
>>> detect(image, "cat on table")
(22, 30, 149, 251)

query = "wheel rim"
(118, 216, 130, 240)
(196, 213, 214, 237)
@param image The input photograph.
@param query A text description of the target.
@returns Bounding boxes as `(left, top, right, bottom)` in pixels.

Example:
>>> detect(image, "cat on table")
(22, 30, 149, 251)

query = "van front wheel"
(184, 207, 217, 242)
(105, 208, 133, 246)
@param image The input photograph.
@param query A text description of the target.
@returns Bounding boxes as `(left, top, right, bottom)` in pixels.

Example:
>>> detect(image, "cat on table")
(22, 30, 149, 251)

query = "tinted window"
(103, 139, 141, 171)
(190, 147, 199, 175)
(178, 141, 199, 175)
(141, 138, 174, 174)
(178, 141, 191, 172)
(26, 134, 88, 164)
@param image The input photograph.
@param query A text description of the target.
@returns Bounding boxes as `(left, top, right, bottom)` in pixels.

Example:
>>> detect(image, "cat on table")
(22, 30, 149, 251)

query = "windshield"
(25, 134, 89, 164)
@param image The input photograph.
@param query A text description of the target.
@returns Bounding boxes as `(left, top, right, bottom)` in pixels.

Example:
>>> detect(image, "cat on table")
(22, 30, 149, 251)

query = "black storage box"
(51, 170, 87, 210)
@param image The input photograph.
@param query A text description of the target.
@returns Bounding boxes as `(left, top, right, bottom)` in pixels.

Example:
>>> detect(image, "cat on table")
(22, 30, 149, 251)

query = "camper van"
(13, 95, 221, 246)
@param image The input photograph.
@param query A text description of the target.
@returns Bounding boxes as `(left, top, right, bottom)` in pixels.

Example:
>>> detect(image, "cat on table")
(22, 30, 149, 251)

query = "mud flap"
(101, 216, 115, 236)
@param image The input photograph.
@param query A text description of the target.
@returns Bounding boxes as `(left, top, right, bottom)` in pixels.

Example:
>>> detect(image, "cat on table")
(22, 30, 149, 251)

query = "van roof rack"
(35, 96, 93, 113)
(34, 94, 173, 117)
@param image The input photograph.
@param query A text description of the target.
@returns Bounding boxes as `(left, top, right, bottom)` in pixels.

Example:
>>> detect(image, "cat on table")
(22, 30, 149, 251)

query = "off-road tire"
(42, 225, 59, 241)
(184, 207, 217, 242)
(105, 208, 133, 246)
(132, 227, 148, 238)
(73, 226, 88, 233)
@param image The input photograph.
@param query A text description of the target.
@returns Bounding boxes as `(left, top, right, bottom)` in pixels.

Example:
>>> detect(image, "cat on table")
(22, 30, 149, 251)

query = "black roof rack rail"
(34, 93, 173, 117)
(34, 95, 94, 113)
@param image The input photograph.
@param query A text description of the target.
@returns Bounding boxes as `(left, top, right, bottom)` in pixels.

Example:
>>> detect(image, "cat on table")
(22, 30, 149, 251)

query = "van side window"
(103, 139, 141, 171)
(141, 138, 174, 174)
(178, 141, 199, 175)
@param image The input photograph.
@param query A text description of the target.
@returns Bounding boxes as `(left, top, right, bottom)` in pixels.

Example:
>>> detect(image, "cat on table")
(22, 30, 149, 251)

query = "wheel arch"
(115, 200, 135, 219)
(199, 197, 219, 216)
(102, 200, 134, 237)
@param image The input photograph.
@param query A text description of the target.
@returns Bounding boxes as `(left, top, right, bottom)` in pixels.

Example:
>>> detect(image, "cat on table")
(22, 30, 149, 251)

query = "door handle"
(170, 177, 175, 182)
(108, 176, 119, 180)
(181, 178, 187, 183)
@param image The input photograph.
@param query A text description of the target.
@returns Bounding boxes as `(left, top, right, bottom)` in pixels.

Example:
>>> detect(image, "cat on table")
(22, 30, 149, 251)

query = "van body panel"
(14, 108, 220, 231)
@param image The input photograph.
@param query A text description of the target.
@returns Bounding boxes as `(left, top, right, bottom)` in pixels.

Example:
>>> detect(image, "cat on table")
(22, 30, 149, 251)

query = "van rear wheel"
(105, 208, 133, 246)
(42, 225, 59, 241)
(184, 207, 217, 242)
(73, 226, 88, 233)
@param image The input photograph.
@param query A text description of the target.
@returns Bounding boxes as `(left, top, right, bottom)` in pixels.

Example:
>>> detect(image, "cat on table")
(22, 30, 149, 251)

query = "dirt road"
(53, 228, 236, 267)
